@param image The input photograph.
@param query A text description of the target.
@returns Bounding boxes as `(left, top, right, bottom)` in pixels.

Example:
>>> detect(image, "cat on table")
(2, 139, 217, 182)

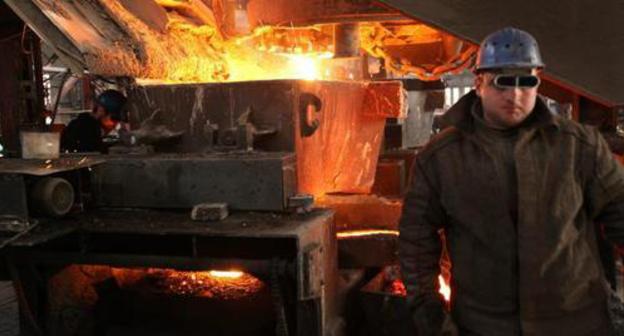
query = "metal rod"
(49, 70, 71, 128)
(30, 30, 45, 130)
(8, 250, 281, 276)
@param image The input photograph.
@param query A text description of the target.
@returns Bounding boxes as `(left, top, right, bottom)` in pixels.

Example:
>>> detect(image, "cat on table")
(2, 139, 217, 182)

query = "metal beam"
(4, 0, 85, 74)
(379, 0, 624, 106)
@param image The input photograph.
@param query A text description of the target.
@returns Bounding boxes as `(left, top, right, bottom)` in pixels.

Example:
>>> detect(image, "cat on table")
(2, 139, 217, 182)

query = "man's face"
(93, 105, 109, 121)
(475, 68, 540, 129)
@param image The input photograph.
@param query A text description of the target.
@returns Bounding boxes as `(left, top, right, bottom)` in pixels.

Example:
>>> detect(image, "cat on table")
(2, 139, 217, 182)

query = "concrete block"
(191, 203, 228, 221)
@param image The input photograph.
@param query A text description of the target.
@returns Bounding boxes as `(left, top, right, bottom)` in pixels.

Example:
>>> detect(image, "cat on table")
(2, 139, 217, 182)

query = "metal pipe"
(31, 30, 45, 130)
(48, 70, 71, 128)
(334, 23, 360, 58)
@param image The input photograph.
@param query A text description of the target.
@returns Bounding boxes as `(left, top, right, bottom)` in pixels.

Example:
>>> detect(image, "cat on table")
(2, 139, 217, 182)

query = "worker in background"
(60, 89, 127, 153)
(399, 27, 624, 336)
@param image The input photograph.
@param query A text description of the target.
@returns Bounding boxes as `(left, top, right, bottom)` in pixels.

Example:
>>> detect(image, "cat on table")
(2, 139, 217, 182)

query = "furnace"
(0, 1, 474, 334)
(5, 209, 336, 336)
(4, 1, 621, 335)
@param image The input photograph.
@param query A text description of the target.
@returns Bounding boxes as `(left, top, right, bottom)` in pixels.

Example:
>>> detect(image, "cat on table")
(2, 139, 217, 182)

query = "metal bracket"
(287, 194, 314, 213)
(299, 93, 322, 137)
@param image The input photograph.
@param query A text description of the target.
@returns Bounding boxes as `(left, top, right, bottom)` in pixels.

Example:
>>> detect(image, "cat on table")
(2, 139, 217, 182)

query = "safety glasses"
(491, 74, 540, 89)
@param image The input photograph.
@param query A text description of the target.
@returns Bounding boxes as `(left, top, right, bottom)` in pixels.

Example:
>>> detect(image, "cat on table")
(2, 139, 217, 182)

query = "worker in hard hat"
(60, 89, 127, 153)
(399, 27, 623, 335)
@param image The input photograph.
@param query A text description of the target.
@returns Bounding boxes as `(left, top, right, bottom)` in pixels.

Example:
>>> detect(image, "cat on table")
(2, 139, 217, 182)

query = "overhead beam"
(379, 0, 624, 106)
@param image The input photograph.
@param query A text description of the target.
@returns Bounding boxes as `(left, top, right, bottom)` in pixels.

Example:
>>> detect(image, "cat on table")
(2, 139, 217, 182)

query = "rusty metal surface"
(91, 152, 297, 211)
(5, 208, 338, 336)
(0, 156, 106, 176)
(246, 0, 402, 27)
(3, 201, 338, 333)
(2, 222, 74, 248)
(294, 80, 403, 196)
(6, 208, 336, 299)
(7, 209, 333, 246)
(338, 234, 398, 268)
(380, 0, 624, 105)
(318, 194, 403, 231)
(127, 81, 300, 153)
(371, 159, 406, 197)
(5, 0, 231, 82)
(6, 0, 400, 80)
(129, 80, 403, 197)
(380, 149, 418, 187)
(3, 0, 105, 74)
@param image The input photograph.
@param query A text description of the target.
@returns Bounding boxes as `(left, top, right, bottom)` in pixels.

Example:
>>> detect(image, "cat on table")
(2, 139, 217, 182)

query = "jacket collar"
(441, 90, 561, 133)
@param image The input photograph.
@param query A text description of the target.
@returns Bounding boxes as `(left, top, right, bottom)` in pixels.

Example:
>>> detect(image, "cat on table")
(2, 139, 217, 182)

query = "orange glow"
(286, 52, 334, 80)
(438, 274, 451, 302)
(134, 21, 335, 83)
(336, 229, 400, 239)
(208, 270, 244, 279)
(360, 23, 477, 80)
(389, 279, 407, 296)
(111, 268, 264, 299)
(54, 1, 474, 82)
(97, 0, 339, 83)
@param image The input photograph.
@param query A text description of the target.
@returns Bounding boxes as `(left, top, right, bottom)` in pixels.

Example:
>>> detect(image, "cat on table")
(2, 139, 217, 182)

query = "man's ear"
(474, 75, 483, 97)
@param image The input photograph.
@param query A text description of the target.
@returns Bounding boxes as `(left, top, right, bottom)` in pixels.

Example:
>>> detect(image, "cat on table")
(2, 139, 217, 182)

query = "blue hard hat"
(96, 89, 127, 121)
(475, 27, 544, 71)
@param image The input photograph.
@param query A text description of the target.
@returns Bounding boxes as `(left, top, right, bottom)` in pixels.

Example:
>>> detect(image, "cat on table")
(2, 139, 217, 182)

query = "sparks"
(285, 52, 333, 80)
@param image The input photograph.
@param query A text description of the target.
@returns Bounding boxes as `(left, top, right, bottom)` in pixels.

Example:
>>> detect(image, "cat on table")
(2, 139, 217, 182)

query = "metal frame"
(3, 209, 337, 336)
(380, 0, 624, 105)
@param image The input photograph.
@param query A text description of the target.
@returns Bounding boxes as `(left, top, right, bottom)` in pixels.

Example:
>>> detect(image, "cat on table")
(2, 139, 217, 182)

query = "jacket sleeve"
(399, 157, 447, 334)
(60, 120, 77, 152)
(587, 129, 624, 245)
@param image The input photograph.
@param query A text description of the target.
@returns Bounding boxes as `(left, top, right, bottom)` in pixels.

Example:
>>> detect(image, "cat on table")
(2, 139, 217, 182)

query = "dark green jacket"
(400, 91, 624, 336)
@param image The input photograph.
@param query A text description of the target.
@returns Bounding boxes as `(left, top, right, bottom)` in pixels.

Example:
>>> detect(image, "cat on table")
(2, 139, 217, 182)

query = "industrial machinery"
(1, 1, 623, 335)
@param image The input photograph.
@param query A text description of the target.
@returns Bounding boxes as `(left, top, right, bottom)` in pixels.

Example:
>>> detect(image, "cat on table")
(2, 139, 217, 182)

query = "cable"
(0, 33, 21, 44)
(44, 53, 59, 67)
(20, 24, 32, 55)
(49, 70, 72, 128)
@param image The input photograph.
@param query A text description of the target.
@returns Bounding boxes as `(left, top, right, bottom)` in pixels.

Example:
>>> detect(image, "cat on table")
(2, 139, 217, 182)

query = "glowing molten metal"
(336, 229, 400, 239)
(111, 268, 264, 299)
(438, 274, 451, 302)
(208, 270, 244, 279)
